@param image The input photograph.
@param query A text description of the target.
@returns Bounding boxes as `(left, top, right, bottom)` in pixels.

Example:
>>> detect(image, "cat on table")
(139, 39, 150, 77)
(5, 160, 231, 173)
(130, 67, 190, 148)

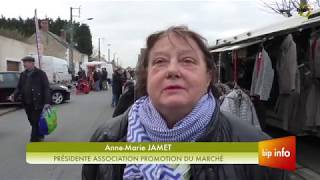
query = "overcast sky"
(0, 0, 285, 67)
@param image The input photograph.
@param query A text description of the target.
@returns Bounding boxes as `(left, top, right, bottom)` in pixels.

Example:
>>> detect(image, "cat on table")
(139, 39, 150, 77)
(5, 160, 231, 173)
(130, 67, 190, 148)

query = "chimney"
(60, 29, 66, 41)
(40, 20, 49, 32)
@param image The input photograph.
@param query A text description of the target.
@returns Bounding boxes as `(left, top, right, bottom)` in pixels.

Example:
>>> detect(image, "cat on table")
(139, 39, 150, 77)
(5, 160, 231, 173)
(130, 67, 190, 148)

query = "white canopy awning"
(83, 61, 105, 67)
(210, 40, 262, 53)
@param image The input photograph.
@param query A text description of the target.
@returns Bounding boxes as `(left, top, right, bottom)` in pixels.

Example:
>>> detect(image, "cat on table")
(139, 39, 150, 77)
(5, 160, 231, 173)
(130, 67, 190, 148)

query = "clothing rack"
(218, 53, 222, 83)
(232, 50, 238, 86)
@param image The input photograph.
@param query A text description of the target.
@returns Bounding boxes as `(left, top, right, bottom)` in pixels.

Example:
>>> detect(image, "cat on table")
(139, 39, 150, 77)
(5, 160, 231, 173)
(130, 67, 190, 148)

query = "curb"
(292, 167, 320, 180)
(289, 163, 320, 180)
(0, 107, 20, 116)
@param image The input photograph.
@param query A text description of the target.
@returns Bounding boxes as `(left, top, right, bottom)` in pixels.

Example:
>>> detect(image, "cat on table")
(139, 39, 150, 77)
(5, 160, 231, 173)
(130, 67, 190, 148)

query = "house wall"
(73, 50, 88, 73)
(0, 35, 36, 72)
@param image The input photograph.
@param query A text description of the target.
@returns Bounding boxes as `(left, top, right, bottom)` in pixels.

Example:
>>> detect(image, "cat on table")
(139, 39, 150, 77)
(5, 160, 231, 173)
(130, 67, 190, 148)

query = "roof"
(210, 9, 320, 51)
(45, 31, 83, 54)
(47, 31, 69, 48)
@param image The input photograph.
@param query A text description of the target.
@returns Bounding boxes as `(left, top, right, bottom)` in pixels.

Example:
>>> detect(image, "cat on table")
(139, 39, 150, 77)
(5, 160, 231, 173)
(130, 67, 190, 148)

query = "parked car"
(50, 83, 71, 105)
(0, 72, 21, 105)
(0, 71, 70, 105)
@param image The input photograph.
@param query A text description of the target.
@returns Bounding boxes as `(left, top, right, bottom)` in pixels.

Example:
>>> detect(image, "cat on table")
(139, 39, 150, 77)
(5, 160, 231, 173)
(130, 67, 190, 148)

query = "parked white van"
(31, 55, 72, 84)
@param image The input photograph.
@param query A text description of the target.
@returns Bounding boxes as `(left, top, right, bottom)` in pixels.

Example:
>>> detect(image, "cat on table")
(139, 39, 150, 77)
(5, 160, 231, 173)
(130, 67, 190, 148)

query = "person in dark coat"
(9, 56, 51, 142)
(111, 68, 123, 107)
(100, 68, 108, 90)
(121, 70, 128, 84)
(112, 80, 134, 117)
(78, 68, 87, 80)
(93, 69, 101, 91)
(82, 26, 288, 180)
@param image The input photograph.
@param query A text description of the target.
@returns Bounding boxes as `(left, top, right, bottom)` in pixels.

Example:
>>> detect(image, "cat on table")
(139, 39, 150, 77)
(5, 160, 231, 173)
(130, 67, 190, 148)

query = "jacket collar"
(196, 99, 221, 142)
(24, 67, 40, 74)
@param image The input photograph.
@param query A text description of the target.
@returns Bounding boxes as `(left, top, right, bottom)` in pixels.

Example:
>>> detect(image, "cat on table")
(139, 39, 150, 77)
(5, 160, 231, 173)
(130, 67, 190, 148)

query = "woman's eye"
(182, 57, 195, 64)
(153, 58, 167, 65)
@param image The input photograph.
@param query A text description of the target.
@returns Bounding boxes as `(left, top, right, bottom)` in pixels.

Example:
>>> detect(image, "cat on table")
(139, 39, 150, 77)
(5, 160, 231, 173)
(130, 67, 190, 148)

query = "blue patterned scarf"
(123, 93, 216, 180)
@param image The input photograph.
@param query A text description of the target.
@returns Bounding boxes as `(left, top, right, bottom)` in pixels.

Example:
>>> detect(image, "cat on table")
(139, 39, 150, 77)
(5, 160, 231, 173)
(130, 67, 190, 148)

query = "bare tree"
(261, 0, 318, 17)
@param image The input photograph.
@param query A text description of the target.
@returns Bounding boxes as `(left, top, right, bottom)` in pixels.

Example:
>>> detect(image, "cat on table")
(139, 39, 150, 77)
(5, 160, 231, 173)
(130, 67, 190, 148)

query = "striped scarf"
(123, 93, 216, 180)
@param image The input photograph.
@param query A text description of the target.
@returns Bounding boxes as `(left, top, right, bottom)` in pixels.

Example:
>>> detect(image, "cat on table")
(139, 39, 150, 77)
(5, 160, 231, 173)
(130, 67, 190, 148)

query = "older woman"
(82, 26, 287, 180)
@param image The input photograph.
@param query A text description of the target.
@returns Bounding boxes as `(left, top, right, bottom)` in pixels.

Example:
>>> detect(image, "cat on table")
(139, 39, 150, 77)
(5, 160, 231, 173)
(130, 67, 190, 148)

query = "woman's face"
(147, 33, 211, 111)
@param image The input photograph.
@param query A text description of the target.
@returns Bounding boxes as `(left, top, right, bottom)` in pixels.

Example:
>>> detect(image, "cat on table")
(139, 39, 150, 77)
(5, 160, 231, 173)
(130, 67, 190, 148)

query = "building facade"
(0, 35, 36, 72)
(26, 20, 88, 74)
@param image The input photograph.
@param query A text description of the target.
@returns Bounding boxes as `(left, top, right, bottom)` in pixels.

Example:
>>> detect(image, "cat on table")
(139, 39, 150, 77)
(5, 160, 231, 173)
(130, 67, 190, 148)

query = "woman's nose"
(166, 60, 180, 79)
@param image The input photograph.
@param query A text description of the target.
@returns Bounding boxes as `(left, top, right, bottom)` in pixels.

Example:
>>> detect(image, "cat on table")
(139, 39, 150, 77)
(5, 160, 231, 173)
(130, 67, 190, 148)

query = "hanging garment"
(274, 68, 301, 132)
(250, 48, 274, 101)
(214, 83, 231, 104)
(310, 34, 320, 78)
(274, 93, 300, 131)
(277, 34, 298, 94)
(290, 67, 311, 134)
(305, 80, 320, 129)
(220, 89, 261, 130)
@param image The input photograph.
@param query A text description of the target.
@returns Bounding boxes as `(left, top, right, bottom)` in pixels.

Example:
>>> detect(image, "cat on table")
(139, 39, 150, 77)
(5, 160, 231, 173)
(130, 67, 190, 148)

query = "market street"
(0, 90, 113, 180)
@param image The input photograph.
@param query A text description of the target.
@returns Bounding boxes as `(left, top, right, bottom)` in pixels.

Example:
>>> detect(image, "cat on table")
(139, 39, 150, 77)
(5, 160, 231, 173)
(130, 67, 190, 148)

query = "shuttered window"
(7, 61, 20, 71)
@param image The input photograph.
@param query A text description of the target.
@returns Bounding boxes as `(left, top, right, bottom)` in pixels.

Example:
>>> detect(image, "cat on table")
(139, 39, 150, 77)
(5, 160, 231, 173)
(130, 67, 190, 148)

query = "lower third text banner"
(26, 136, 295, 171)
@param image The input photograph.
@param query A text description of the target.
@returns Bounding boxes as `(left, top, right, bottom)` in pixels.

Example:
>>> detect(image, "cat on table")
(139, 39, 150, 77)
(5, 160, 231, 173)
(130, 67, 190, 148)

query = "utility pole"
(69, 7, 73, 74)
(98, 38, 101, 61)
(69, 6, 80, 75)
(107, 44, 111, 63)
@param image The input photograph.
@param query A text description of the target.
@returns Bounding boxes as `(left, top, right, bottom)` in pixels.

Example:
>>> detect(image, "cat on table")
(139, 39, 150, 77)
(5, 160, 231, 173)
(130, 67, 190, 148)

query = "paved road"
(0, 90, 113, 180)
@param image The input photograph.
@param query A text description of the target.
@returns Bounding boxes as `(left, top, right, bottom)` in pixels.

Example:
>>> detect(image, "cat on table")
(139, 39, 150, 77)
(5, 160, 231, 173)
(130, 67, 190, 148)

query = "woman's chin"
(159, 97, 189, 108)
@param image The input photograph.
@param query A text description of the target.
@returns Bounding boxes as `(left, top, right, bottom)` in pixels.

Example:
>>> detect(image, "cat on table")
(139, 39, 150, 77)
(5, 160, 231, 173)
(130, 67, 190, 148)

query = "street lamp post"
(79, 17, 93, 67)
(107, 44, 111, 63)
(98, 38, 101, 61)
(80, 17, 93, 23)
(97, 37, 104, 61)
(113, 52, 116, 64)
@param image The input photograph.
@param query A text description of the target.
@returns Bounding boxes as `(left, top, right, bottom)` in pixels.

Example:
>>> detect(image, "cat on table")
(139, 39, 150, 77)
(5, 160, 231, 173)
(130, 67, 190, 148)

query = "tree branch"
(261, 0, 282, 14)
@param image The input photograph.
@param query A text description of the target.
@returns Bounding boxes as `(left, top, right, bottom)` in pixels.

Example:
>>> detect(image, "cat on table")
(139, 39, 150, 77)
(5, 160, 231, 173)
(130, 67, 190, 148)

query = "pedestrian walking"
(100, 68, 108, 90)
(9, 56, 51, 142)
(93, 69, 101, 91)
(112, 80, 134, 117)
(78, 68, 87, 80)
(111, 68, 123, 107)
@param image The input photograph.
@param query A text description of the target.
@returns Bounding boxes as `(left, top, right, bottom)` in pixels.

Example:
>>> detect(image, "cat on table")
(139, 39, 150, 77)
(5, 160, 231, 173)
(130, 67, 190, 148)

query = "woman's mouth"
(164, 85, 184, 91)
